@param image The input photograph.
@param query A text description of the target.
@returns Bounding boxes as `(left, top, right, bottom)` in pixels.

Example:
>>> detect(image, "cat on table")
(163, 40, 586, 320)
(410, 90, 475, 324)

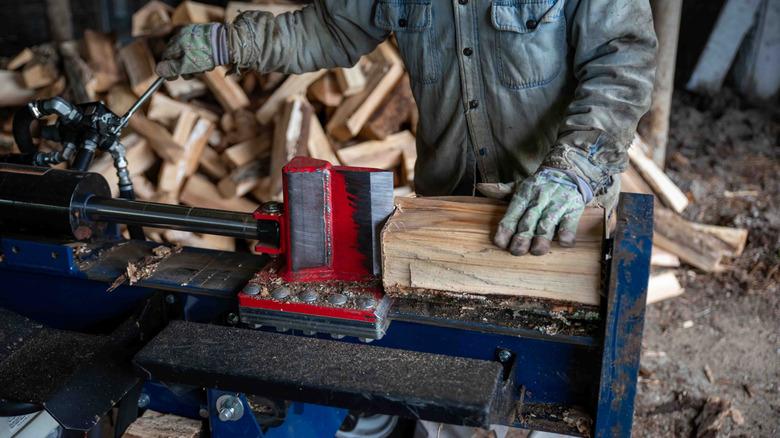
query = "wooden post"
(638, 0, 682, 168)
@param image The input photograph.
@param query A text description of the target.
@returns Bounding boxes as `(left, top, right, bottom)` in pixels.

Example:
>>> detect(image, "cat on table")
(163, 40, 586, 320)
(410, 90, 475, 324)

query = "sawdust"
(107, 244, 182, 292)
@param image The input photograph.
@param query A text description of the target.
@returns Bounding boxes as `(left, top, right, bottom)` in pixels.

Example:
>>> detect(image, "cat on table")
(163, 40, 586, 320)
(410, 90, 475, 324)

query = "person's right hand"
(156, 24, 225, 80)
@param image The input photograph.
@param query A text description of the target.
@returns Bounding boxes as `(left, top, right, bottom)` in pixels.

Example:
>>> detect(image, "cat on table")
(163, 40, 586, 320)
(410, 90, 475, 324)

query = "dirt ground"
(632, 89, 779, 437)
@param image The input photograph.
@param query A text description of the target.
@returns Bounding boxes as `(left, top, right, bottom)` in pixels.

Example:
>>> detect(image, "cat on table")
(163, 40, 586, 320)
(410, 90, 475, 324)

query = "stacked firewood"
(623, 136, 749, 304)
(0, 1, 418, 252)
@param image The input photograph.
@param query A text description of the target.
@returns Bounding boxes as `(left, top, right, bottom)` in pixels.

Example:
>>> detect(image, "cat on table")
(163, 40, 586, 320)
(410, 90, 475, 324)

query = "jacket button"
(526, 19, 538, 30)
(463, 47, 473, 56)
(469, 100, 479, 109)
(458, 0, 468, 4)
(398, 18, 408, 28)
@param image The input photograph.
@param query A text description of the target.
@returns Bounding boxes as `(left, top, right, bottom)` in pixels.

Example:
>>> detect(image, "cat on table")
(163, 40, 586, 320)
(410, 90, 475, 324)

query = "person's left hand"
(492, 168, 586, 256)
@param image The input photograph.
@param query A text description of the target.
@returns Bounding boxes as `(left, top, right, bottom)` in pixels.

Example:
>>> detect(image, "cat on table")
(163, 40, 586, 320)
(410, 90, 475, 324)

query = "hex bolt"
(260, 201, 282, 214)
(244, 284, 261, 295)
(328, 293, 347, 306)
(299, 290, 318, 303)
(216, 395, 244, 422)
(498, 349, 513, 363)
(271, 286, 290, 300)
(358, 297, 376, 310)
(137, 393, 150, 408)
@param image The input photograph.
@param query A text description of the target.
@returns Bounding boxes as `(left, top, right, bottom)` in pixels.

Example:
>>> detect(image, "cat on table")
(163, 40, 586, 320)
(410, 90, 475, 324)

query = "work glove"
(156, 24, 230, 80)
(491, 168, 591, 256)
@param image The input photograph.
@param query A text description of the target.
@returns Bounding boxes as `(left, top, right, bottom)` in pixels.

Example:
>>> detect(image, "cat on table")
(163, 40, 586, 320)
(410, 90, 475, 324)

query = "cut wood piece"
(164, 77, 207, 100)
(222, 109, 260, 145)
(90, 135, 156, 196)
(686, 0, 762, 95)
(382, 197, 605, 306)
(180, 173, 258, 212)
(307, 114, 340, 165)
(361, 74, 414, 140)
(393, 186, 414, 198)
(171, 109, 199, 146)
(157, 161, 188, 197)
(620, 165, 654, 195)
(119, 39, 157, 97)
(0, 71, 35, 107)
(689, 223, 748, 257)
(182, 118, 216, 175)
(202, 66, 249, 112)
(83, 30, 120, 92)
(335, 63, 367, 96)
(148, 93, 219, 127)
(262, 95, 312, 201)
(131, 174, 157, 201)
(106, 85, 138, 116)
(132, 1, 175, 37)
(218, 160, 266, 197)
(171, 1, 224, 25)
(629, 136, 688, 213)
(225, 1, 304, 21)
(307, 73, 343, 107)
(22, 62, 58, 89)
(327, 42, 404, 141)
(646, 271, 684, 304)
(123, 410, 202, 438)
(255, 70, 326, 124)
(651, 246, 680, 268)
(653, 207, 733, 272)
(337, 130, 414, 169)
(222, 131, 272, 168)
(198, 145, 229, 179)
(128, 114, 184, 162)
(7, 48, 34, 70)
(163, 229, 236, 252)
(59, 41, 98, 103)
(33, 76, 66, 100)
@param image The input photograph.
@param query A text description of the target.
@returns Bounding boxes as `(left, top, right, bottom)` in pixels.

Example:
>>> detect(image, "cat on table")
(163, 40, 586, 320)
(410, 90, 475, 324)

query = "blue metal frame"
(0, 193, 654, 437)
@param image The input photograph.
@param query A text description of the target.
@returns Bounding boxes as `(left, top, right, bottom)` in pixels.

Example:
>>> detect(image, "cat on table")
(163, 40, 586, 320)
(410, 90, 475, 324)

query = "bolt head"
(498, 350, 512, 363)
(328, 293, 347, 306)
(299, 290, 318, 303)
(165, 294, 175, 304)
(271, 286, 290, 300)
(260, 201, 282, 214)
(244, 284, 261, 295)
(198, 407, 209, 418)
(137, 393, 150, 408)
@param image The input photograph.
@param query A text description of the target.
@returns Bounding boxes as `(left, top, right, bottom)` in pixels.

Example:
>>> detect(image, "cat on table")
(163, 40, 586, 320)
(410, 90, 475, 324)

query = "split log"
(123, 410, 202, 438)
(59, 41, 98, 103)
(381, 197, 605, 306)
(7, 48, 34, 70)
(651, 246, 680, 268)
(163, 230, 236, 252)
(222, 109, 260, 145)
(689, 223, 748, 257)
(337, 130, 414, 169)
(198, 145, 229, 179)
(132, 1, 175, 38)
(180, 174, 258, 212)
(307, 73, 343, 108)
(218, 160, 266, 197)
(646, 271, 684, 304)
(222, 132, 271, 169)
(172, 1, 224, 25)
(148, 93, 219, 128)
(128, 114, 184, 162)
(629, 137, 688, 213)
(202, 67, 250, 112)
(90, 135, 156, 197)
(653, 207, 734, 272)
(164, 77, 207, 100)
(255, 70, 326, 124)
(260, 95, 312, 201)
(361, 74, 414, 140)
(307, 114, 340, 165)
(326, 43, 404, 141)
(0, 71, 35, 107)
(106, 85, 138, 116)
(335, 63, 367, 96)
(22, 62, 58, 89)
(119, 39, 157, 97)
(83, 30, 120, 92)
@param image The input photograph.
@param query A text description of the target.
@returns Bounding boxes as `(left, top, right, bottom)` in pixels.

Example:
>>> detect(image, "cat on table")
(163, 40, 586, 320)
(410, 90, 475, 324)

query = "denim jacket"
(227, 0, 657, 198)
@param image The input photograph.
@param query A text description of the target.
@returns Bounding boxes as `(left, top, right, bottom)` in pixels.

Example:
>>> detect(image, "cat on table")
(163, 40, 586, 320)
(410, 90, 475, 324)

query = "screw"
(227, 313, 239, 325)
(198, 407, 209, 418)
(498, 349, 512, 363)
(271, 286, 290, 300)
(261, 201, 282, 214)
(328, 293, 347, 306)
(137, 393, 150, 408)
(244, 284, 261, 295)
(217, 395, 244, 422)
(299, 290, 318, 303)
(165, 294, 175, 304)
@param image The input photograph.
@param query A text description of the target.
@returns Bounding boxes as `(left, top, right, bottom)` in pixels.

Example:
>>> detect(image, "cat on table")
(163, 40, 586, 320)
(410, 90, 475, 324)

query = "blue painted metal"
(594, 193, 654, 437)
(208, 390, 264, 437)
(263, 402, 347, 438)
(143, 381, 203, 420)
(0, 238, 80, 276)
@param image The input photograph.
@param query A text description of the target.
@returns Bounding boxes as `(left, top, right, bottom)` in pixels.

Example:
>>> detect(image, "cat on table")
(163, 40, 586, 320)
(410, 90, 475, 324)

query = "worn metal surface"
(594, 193, 653, 437)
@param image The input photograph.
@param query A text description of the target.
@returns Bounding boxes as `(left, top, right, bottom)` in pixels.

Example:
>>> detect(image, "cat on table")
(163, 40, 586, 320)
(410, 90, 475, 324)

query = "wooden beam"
(646, 270, 684, 304)
(326, 42, 404, 141)
(180, 173, 258, 212)
(202, 66, 250, 112)
(255, 70, 325, 124)
(381, 197, 605, 306)
(629, 136, 689, 213)
(336, 130, 414, 169)
(361, 73, 414, 140)
(119, 39, 157, 97)
(83, 30, 120, 92)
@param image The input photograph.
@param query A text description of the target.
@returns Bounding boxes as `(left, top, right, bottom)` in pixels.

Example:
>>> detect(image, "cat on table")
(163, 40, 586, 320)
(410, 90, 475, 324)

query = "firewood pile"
(0, 1, 417, 253)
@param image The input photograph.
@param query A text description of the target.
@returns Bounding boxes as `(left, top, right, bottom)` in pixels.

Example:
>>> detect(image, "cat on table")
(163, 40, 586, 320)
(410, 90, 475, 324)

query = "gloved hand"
(492, 168, 590, 256)
(156, 24, 230, 80)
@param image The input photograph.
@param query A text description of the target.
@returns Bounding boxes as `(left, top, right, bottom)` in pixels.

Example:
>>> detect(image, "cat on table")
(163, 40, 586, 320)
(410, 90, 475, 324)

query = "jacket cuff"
(210, 24, 230, 66)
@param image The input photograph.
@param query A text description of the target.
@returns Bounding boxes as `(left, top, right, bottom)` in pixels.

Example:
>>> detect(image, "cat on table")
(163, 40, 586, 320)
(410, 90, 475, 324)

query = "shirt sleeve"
(226, 1, 389, 74)
(543, 0, 657, 196)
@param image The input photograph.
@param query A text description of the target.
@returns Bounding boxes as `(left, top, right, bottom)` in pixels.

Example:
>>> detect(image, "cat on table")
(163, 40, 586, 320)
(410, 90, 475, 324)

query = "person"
(156, 0, 656, 258)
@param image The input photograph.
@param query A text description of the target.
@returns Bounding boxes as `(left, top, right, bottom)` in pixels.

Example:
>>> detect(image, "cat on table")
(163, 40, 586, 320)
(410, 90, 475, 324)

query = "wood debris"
(107, 245, 182, 292)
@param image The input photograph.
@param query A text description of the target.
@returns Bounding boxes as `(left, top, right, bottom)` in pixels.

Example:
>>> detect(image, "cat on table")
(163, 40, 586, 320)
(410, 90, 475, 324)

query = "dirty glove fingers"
(556, 208, 584, 248)
(494, 183, 533, 249)
(509, 198, 547, 256)
(531, 202, 568, 256)
(156, 60, 182, 80)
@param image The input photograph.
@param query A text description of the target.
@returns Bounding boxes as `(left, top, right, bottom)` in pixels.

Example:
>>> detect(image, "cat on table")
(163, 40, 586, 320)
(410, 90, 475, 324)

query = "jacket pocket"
(375, 0, 440, 85)
(491, 0, 566, 89)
